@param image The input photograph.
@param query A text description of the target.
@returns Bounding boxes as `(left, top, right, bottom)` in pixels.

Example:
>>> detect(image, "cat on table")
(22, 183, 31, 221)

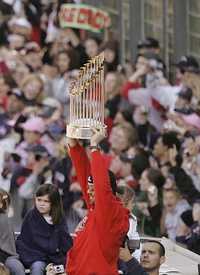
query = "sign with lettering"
(59, 4, 111, 33)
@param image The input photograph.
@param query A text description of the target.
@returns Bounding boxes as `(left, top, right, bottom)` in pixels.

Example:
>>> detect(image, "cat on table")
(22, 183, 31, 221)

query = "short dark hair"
(143, 240, 165, 257)
(147, 168, 165, 189)
(131, 152, 150, 180)
(35, 184, 64, 224)
(162, 131, 181, 151)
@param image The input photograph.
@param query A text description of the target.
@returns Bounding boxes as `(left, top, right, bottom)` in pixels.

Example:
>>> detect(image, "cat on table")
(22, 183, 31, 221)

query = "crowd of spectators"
(0, 0, 200, 274)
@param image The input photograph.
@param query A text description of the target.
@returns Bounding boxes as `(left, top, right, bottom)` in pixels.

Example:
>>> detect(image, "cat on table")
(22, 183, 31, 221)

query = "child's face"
(35, 195, 51, 215)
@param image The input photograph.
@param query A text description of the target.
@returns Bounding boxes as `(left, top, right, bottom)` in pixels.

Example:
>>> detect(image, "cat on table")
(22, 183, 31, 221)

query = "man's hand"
(66, 137, 78, 148)
(119, 243, 132, 262)
(90, 128, 107, 147)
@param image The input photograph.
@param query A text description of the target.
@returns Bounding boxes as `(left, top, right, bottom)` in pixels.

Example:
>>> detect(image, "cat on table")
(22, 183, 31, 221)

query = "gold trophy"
(66, 52, 106, 139)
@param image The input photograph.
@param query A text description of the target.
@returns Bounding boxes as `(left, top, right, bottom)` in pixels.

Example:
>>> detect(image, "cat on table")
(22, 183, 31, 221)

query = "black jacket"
(16, 208, 72, 268)
(118, 258, 148, 275)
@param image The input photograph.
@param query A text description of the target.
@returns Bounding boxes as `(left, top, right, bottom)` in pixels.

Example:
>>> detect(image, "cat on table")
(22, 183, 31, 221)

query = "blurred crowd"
(0, 0, 200, 273)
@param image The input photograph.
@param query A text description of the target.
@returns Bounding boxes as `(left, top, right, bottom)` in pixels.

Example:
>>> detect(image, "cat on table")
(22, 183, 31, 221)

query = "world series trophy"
(66, 52, 106, 139)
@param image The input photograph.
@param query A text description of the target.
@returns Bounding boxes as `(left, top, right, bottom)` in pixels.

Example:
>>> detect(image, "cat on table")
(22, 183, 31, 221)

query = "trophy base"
(66, 124, 106, 139)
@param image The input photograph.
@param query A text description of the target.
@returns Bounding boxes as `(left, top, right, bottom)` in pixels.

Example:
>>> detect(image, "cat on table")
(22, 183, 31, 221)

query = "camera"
(126, 239, 140, 254)
(53, 265, 65, 274)
(123, 236, 140, 254)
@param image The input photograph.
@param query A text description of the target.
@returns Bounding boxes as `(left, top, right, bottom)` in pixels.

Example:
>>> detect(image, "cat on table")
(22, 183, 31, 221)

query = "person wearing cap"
(176, 200, 200, 255)
(174, 86, 194, 115)
(117, 185, 141, 262)
(174, 55, 200, 85)
(14, 116, 46, 166)
(10, 144, 52, 231)
(23, 42, 42, 72)
(6, 89, 25, 118)
(8, 17, 32, 40)
(20, 74, 44, 105)
(122, 52, 166, 100)
(66, 129, 129, 275)
(8, 34, 25, 50)
(137, 37, 160, 55)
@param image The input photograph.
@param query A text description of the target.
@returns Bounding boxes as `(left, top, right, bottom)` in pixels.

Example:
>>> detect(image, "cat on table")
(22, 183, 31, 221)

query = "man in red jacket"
(66, 129, 129, 275)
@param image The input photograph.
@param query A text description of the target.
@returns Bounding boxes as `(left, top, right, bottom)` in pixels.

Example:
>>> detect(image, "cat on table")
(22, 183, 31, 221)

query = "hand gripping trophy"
(66, 52, 106, 139)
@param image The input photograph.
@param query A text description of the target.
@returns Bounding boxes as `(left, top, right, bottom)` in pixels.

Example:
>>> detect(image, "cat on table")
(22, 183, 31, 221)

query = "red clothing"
(122, 81, 141, 99)
(66, 145, 129, 275)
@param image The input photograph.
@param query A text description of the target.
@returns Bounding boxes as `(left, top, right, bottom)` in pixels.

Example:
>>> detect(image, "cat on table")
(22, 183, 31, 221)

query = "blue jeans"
(30, 261, 46, 275)
(5, 257, 25, 275)
(6, 257, 46, 275)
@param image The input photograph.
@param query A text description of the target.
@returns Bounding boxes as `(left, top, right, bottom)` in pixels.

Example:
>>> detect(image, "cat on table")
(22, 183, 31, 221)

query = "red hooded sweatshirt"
(66, 144, 129, 275)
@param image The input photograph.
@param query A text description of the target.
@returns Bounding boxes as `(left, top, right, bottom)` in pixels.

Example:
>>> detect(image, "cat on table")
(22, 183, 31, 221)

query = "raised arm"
(90, 130, 125, 226)
(67, 138, 91, 209)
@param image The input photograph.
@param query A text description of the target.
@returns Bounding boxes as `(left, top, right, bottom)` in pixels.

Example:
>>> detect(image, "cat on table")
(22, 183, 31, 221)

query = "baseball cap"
(9, 17, 32, 29)
(174, 55, 200, 73)
(21, 117, 46, 133)
(137, 37, 160, 49)
(178, 86, 193, 101)
(26, 144, 49, 157)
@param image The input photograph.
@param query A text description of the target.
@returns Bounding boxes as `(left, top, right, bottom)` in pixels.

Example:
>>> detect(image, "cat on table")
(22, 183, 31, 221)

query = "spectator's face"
(104, 48, 115, 63)
(141, 242, 164, 272)
(56, 53, 70, 74)
(153, 138, 166, 159)
(7, 95, 24, 114)
(163, 190, 178, 212)
(192, 203, 200, 222)
(109, 127, 129, 154)
(23, 79, 42, 100)
(12, 25, 31, 39)
(119, 160, 132, 178)
(25, 52, 42, 71)
(9, 36, 25, 50)
(175, 96, 189, 110)
(139, 170, 151, 191)
(133, 106, 148, 125)
(175, 68, 184, 82)
(12, 65, 30, 86)
(85, 39, 99, 58)
(105, 72, 117, 95)
(23, 130, 40, 144)
(27, 152, 36, 166)
(35, 194, 51, 215)
(136, 56, 149, 71)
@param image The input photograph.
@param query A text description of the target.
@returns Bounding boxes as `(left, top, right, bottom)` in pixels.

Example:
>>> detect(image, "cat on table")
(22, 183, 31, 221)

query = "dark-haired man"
(66, 129, 129, 275)
(140, 241, 166, 275)
(119, 240, 165, 275)
(153, 131, 200, 203)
